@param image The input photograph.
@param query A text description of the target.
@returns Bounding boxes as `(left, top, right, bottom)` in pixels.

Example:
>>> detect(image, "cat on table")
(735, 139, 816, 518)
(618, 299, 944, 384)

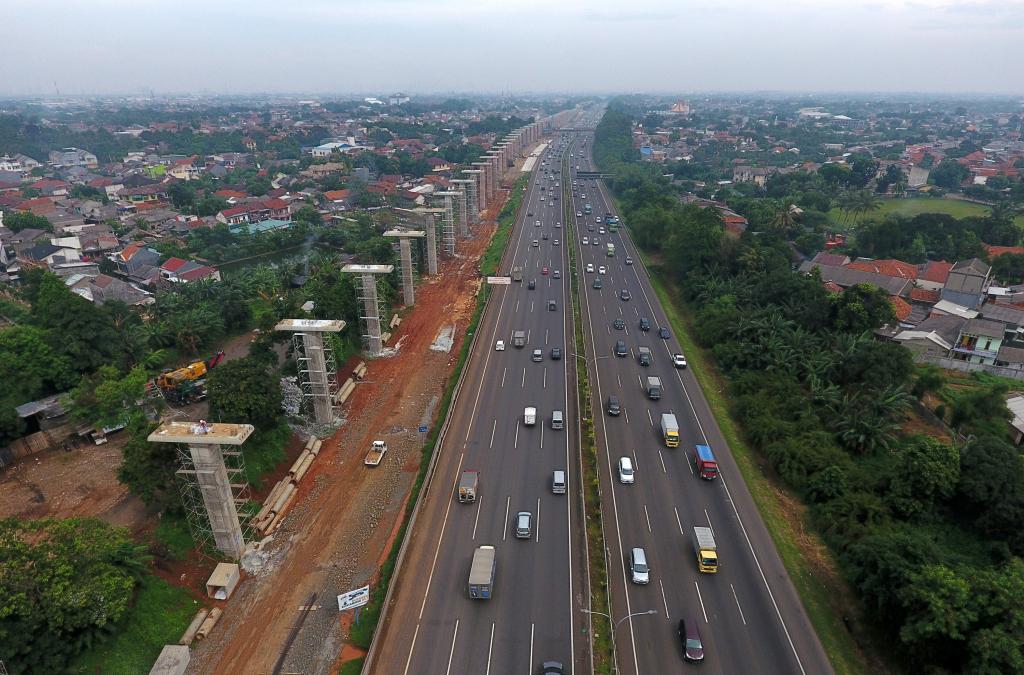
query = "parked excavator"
(152, 351, 225, 405)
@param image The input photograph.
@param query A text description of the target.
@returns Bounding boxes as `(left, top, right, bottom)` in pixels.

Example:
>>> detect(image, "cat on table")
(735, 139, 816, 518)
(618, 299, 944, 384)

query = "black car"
(659, 327, 671, 339)
(613, 318, 625, 330)
(551, 347, 562, 360)
(541, 662, 564, 675)
(620, 289, 631, 301)
(528, 279, 536, 289)
(639, 317, 651, 331)
(678, 618, 705, 662)
(614, 340, 627, 357)
(592, 278, 603, 289)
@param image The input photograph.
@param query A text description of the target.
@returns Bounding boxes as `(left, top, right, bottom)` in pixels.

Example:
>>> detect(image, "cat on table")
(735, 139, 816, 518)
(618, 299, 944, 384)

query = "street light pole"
(580, 608, 657, 674)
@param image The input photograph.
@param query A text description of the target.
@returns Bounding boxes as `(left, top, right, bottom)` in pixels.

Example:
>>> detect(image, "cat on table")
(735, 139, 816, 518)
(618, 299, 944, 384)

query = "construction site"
(0, 119, 554, 675)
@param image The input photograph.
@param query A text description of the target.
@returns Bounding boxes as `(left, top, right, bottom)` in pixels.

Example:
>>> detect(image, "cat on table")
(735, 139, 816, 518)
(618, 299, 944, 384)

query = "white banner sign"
(337, 585, 370, 611)
(487, 276, 512, 285)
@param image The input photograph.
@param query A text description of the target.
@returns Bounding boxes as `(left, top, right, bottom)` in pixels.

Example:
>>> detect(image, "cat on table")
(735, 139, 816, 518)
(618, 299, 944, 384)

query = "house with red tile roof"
(215, 198, 290, 225)
(917, 260, 954, 290)
(986, 245, 1024, 259)
(845, 258, 918, 280)
(909, 287, 941, 304)
(160, 257, 220, 283)
(891, 296, 913, 322)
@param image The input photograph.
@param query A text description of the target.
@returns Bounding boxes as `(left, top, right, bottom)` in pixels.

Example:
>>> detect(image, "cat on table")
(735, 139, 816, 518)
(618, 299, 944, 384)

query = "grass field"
(827, 197, 1024, 227)
(69, 576, 200, 675)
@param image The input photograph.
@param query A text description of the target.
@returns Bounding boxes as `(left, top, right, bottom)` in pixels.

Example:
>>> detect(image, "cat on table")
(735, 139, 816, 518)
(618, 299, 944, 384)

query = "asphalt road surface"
(369, 133, 588, 674)
(370, 114, 834, 675)
(571, 133, 834, 674)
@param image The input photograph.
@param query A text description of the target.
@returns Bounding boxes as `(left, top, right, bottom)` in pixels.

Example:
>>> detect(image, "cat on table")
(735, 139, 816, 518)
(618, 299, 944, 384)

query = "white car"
(599, 227, 606, 234)
(598, 265, 606, 274)
(618, 457, 635, 484)
(576, 211, 583, 217)
(555, 222, 561, 228)
(495, 340, 505, 351)
(582, 237, 589, 245)
(586, 263, 595, 273)
(535, 220, 541, 227)
(673, 353, 688, 368)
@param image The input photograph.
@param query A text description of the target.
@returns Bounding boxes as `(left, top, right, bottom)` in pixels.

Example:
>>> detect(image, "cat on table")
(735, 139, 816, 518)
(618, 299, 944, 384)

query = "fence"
(917, 354, 1024, 381)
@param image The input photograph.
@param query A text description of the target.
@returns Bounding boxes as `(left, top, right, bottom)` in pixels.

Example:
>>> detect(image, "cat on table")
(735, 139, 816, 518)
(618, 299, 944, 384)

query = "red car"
(541, 267, 549, 275)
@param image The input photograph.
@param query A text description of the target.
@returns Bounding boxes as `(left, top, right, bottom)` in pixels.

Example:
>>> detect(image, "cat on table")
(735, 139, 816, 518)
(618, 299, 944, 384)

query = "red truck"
(694, 445, 719, 480)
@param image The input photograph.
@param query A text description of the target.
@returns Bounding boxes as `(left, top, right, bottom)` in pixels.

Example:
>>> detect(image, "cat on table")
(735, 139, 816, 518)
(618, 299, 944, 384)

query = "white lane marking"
(732, 584, 748, 625)
(636, 373, 643, 389)
(647, 409, 654, 427)
(530, 301, 535, 313)
(527, 328, 532, 343)
(623, 408, 629, 424)
(444, 619, 459, 675)
(659, 450, 667, 474)
(417, 452, 465, 620)
(540, 423, 545, 450)
(617, 374, 621, 388)
(543, 368, 547, 389)
(515, 300, 520, 313)
(502, 496, 511, 541)
(489, 419, 497, 449)
(521, 367, 526, 388)
(501, 367, 507, 388)
(705, 509, 714, 533)
(536, 497, 542, 543)
(686, 449, 694, 476)
(529, 623, 535, 675)
(545, 328, 549, 345)
(608, 184, 809, 671)
(472, 496, 483, 541)
(660, 579, 671, 619)
(674, 507, 684, 536)
(644, 504, 652, 532)
(695, 582, 708, 623)
(402, 623, 420, 675)
(486, 622, 496, 675)
(514, 421, 520, 449)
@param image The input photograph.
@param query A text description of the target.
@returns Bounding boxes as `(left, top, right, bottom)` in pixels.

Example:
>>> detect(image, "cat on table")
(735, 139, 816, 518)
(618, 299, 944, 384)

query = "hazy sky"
(4, 0, 1023, 96)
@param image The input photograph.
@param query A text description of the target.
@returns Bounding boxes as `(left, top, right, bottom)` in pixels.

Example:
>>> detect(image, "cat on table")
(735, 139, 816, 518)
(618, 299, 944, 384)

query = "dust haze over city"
(1, 2, 1024, 675)
(4, 0, 1024, 95)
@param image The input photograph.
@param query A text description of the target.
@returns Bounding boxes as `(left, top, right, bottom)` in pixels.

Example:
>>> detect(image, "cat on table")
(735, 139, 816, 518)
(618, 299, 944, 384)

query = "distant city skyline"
(5, 0, 1023, 96)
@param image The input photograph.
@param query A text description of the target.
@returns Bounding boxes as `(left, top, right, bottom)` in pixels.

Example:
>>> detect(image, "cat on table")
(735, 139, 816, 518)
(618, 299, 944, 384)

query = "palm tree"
(769, 203, 798, 236)
(851, 189, 880, 223)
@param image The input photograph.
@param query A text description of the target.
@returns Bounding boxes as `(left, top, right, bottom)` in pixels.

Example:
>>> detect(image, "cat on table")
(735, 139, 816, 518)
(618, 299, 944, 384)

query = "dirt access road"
(188, 183, 518, 675)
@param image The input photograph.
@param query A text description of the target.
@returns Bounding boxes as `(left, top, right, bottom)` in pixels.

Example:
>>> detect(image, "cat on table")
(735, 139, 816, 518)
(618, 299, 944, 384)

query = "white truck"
(512, 330, 527, 348)
(693, 527, 719, 573)
(468, 545, 497, 599)
(646, 376, 662, 400)
(364, 440, 387, 466)
(524, 407, 537, 426)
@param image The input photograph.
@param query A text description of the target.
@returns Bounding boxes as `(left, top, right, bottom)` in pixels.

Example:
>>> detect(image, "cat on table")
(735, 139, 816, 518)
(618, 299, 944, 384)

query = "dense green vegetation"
(0, 518, 152, 674)
(595, 102, 1024, 674)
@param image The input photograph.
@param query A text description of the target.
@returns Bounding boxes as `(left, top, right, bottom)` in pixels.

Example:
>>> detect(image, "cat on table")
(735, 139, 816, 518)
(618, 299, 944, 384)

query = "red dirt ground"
(190, 178, 517, 674)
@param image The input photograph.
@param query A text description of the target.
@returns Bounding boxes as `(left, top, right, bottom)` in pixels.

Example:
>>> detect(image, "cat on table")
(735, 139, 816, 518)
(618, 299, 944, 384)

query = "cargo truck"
(637, 346, 652, 366)
(512, 330, 527, 348)
(524, 407, 537, 426)
(606, 243, 615, 257)
(512, 267, 523, 282)
(660, 413, 680, 447)
(458, 470, 479, 502)
(693, 527, 719, 573)
(364, 440, 387, 466)
(694, 445, 719, 480)
(647, 376, 662, 400)
(469, 545, 496, 599)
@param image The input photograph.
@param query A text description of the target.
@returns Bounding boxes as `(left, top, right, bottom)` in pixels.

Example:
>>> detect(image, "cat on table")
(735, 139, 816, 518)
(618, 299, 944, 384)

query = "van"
(551, 410, 564, 430)
(607, 395, 621, 416)
(630, 547, 649, 584)
(552, 470, 567, 494)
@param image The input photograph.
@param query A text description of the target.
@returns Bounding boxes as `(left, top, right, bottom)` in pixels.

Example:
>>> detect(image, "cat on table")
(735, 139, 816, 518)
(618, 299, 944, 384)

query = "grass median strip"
(564, 148, 615, 674)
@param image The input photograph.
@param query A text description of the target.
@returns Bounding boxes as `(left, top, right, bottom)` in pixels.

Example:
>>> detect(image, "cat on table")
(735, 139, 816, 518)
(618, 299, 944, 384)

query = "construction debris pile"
(252, 435, 323, 536)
